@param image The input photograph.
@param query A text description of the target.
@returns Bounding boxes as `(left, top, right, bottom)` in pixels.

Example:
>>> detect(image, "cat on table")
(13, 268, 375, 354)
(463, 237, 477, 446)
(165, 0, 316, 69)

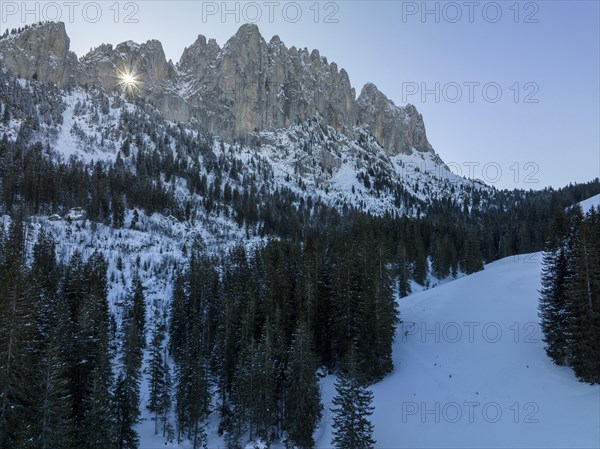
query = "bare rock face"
(179, 34, 221, 80)
(78, 39, 190, 122)
(0, 21, 435, 156)
(80, 40, 176, 90)
(357, 83, 434, 155)
(0, 22, 77, 85)
(178, 24, 356, 141)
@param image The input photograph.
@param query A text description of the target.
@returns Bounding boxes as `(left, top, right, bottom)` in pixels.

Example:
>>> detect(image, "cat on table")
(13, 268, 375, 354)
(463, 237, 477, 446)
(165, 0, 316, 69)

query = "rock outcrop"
(178, 24, 356, 141)
(77, 39, 190, 122)
(356, 83, 433, 155)
(0, 22, 77, 85)
(0, 21, 435, 156)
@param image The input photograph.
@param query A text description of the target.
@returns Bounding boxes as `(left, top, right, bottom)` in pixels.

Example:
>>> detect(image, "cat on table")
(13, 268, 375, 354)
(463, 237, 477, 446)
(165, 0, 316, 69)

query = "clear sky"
(1, 1, 599, 190)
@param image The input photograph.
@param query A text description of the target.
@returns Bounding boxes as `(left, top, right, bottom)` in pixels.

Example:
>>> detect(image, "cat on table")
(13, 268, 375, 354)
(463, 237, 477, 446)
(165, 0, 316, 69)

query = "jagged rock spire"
(0, 21, 434, 156)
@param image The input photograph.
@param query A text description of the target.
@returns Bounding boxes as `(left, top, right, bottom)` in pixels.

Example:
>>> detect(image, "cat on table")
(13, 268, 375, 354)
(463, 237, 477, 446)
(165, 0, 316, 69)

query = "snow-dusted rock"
(0, 22, 437, 158)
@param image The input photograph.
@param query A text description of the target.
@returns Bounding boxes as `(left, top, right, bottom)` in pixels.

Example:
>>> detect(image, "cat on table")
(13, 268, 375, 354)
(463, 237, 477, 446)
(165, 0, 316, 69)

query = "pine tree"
(283, 321, 322, 449)
(116, 278, 144, 448)
(131, 276, 147, 348)
(564, 210, 600, 383)
(331, 350, 376, 449)
(398, 246, 411, 298)
(147, 309, 166, 434)
(539, 242, 570, 365)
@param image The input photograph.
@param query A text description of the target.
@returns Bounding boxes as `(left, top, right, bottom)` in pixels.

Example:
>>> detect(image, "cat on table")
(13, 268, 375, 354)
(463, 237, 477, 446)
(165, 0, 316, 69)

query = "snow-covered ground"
(315, 253, 600, 449)
(0, 76, 485, 219)
(578, 193, 600, 213)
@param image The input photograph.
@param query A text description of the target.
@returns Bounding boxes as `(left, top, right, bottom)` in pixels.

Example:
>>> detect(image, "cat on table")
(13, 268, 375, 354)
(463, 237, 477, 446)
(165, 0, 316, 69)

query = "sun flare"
(122, 73, 135, 85)
(117, 68, 140, 91)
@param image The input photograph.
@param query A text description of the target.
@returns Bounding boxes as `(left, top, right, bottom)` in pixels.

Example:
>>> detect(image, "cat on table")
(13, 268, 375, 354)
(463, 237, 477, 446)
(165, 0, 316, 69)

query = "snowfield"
(578, 193, 600, 213)
(314, 253, 600, 449)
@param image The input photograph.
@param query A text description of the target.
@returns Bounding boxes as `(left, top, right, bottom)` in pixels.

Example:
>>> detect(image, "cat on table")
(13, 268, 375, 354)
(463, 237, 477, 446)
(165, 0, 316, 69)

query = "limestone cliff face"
(356, 83, 433, 155)
(0, 21, 435, 156)
(77, 39, 190, 122)
(0, 22, 77, 85)
(178, 24, 356, 141)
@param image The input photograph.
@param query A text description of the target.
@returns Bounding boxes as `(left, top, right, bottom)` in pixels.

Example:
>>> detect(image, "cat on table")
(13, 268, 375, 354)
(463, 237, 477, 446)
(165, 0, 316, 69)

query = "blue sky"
(2, 1, 598, 189)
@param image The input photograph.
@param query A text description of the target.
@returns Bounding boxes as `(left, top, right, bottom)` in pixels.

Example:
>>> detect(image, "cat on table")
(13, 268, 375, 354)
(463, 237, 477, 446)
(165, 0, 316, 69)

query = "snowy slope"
(578, 194, 600, 213)
(316, 253, 600, 449)
(0, 73, 487, 218)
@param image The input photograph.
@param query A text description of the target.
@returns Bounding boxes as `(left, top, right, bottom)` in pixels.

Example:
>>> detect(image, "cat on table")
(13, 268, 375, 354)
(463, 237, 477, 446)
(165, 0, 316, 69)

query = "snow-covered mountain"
(0, 22, 432, 152)
(0, 57, 483, 218)
(2, 20, 598, 449)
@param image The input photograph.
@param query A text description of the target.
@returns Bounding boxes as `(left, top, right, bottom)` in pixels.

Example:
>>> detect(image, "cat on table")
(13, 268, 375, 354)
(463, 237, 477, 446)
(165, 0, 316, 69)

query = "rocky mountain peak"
(77, 37, 175, 95)
(357, 82, 434, 155)
(179, 34, 220, 76)
(0, 22, 436, 156)
(0, 21, 77, 85)
(232, 22, 262, 40)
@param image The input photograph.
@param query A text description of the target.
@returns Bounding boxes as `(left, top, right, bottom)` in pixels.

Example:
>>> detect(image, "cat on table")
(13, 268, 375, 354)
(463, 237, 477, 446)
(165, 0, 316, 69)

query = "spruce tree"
(80, 365, 116, 449)
(564, 210, 600, 383)
(461, 229, 483, 275)
(131, 276, 147, 348)
(74, 252, 116, 448)
(115, 372, 140, 449)
(331, 350, 376, 449)
(398, 246, 411, 298)
(0, 213, 38, 447)
(539, 243, 570, 365)
(147, 309, 167, 434)
(160, 361, 173, 439)
(37, 318, 74, 449)
(116, 279, 145, 448)
(283, 321, 322, 449)
(31, 233, 74, 449)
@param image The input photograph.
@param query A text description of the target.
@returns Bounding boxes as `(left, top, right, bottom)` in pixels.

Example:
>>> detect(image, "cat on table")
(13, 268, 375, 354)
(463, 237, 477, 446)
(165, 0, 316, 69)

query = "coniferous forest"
(1, 129, 599, 448)
(0, 55, 599, 449)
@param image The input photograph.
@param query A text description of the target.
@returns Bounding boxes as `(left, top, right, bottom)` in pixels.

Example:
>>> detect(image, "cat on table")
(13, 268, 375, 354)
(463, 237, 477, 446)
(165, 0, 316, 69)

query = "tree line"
(167, 226, 395, 447)
(0, 215, 385, 448)
(539, 205, 600, 384)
